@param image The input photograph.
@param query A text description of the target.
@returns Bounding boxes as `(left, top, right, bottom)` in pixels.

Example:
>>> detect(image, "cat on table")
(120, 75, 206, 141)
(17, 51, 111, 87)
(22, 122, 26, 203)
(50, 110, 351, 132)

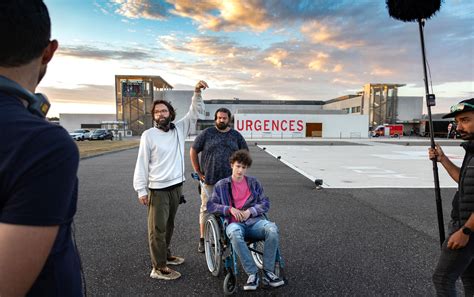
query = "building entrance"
(306, 123, 322, 137)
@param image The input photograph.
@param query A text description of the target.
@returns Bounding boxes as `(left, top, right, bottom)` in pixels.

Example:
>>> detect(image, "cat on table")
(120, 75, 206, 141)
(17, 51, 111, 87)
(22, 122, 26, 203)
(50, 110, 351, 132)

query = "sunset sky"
(40, 0, 473, 117)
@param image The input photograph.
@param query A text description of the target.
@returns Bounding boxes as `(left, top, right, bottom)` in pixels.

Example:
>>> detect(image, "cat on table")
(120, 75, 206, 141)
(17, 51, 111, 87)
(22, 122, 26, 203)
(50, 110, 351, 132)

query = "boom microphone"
(385, 0, 445, 246)
(386, 0, 442, 22)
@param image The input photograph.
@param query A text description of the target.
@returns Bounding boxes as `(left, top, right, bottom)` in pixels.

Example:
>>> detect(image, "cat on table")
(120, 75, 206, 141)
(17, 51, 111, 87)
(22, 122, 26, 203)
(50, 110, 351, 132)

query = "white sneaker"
(262, 270, 284, 287)
(243, 273, 259, 291)
(166, 256, 185, 266)
(150, 267, 181, 280)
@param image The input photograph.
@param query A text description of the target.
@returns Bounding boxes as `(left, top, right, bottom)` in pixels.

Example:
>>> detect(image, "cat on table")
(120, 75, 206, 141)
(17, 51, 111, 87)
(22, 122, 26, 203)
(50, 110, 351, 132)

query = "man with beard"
(133, 80, 206, 280)
(0, 1, 82, 296)
(190, 107, 248, 253)
(429, 98, 474, 295)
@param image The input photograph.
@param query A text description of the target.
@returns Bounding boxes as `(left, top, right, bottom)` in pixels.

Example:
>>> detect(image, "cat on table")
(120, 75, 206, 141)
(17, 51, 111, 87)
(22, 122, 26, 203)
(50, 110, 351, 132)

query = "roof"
(203, 99, 325, 105)
(365, 83, 406, 88)
(234, 109, 346, 115)
(115, 75, 173, 89)
(324, 95, 361, 104)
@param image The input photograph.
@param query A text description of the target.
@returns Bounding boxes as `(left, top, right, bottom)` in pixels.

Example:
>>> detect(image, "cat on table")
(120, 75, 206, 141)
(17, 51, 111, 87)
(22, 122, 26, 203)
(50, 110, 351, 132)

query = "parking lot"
(75, 140, 458, 296)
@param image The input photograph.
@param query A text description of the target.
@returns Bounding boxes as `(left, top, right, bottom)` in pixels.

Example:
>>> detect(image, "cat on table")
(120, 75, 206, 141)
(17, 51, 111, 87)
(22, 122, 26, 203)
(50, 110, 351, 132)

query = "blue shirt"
(0, 92, 82, 296)
(192, 127, 248, 185)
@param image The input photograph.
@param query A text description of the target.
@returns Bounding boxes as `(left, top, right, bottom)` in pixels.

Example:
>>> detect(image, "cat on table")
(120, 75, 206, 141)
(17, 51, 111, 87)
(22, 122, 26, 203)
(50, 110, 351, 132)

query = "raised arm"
(176, 80, 207, 134)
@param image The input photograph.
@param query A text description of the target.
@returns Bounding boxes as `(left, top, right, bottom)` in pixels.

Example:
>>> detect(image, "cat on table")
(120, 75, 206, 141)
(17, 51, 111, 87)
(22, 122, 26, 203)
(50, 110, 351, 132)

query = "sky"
(39, 0, 473, 117)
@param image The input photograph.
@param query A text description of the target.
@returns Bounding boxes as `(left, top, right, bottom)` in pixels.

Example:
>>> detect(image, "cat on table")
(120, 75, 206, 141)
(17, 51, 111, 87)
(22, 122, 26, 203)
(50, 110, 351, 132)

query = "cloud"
(169, 0, 271, 31)
(370, 67, 393, 76)
(93, 1, 110, 15)
(57, 45, 155, 61)
(264, 49, 288, 68)
(300, 21, 365, 50)
(79, 0, 471, 107)
(38, 84, 115, 105)
(111, 0, 169, 20)
(308, 53, 328, 71)
(110, 1, 371, 32)
(157, 34, 258, 62)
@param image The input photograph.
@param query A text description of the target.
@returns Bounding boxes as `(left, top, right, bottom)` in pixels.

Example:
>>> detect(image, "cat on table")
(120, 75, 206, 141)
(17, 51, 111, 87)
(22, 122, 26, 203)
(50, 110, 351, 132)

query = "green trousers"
(148, 185, 181, 269)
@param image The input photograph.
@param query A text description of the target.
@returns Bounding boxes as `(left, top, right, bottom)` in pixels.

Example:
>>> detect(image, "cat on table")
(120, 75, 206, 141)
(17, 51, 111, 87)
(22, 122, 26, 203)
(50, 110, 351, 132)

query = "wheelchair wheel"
(204, 215, 223, 276)
(223, 272, 237, 295)
(249, 241, 264, 269)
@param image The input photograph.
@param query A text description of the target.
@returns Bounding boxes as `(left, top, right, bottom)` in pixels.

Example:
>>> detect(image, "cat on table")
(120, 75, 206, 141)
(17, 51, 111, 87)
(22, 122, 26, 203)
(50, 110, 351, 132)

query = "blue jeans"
(226, 219, 279, 275)
(433, 222, 474, 296)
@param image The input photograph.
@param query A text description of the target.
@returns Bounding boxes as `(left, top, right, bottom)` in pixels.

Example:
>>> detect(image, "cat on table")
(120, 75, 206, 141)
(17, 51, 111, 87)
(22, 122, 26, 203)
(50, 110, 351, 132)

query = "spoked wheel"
(249, 241, 264, 269)
(204, 215, 223, 276)
(223, 272, 237, 295)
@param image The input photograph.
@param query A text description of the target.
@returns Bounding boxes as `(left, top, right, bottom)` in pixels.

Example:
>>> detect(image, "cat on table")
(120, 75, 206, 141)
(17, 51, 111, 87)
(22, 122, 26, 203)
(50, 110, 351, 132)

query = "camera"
(179, 194, 186, 204)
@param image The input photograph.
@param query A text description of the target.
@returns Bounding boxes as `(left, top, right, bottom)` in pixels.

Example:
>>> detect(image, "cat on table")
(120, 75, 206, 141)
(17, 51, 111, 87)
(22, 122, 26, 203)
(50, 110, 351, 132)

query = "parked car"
(69, 129, 91, 141)
(89, 129, 113, 140)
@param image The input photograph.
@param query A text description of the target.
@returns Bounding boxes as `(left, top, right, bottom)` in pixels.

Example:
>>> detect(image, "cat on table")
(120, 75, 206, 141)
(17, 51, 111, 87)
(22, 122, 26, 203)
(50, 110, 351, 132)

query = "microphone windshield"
(386, 0, 442, 22)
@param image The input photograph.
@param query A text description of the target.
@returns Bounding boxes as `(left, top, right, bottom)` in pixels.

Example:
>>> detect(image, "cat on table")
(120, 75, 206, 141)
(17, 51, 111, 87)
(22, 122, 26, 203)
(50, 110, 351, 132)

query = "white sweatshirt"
(133, 92, 205, 198)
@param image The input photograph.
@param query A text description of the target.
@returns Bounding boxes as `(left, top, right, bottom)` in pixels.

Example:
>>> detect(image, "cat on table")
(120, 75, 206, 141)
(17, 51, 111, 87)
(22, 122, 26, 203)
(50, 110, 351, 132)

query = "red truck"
(372, 124, 403, 137)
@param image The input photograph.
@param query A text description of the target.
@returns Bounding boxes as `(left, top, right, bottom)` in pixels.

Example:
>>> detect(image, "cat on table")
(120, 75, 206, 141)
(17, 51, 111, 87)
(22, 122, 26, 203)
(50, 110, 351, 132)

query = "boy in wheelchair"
(207, 150, 285, 291)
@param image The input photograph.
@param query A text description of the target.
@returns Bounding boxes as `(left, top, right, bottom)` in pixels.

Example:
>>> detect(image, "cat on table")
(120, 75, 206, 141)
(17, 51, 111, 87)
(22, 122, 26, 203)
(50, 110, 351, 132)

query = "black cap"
(443, 98, 474, 119)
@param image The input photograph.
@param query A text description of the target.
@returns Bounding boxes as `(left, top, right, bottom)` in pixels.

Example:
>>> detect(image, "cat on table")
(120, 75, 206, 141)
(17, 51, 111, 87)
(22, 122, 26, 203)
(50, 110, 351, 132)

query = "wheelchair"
(192, 172, 285, 295)
(204, 214, 285, 295)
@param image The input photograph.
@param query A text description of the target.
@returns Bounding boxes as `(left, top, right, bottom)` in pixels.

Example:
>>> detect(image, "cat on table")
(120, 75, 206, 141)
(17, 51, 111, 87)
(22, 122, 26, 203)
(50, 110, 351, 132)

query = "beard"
(216, 122, 229, 130)
(459, 132, 474, 140)
(155, 116, 171, 130)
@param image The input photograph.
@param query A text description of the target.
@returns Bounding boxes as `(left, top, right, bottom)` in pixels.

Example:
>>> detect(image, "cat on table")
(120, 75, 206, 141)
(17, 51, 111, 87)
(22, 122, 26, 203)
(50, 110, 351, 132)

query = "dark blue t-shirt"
(0, 92, 82, 296)
(192, 127, 248, 185)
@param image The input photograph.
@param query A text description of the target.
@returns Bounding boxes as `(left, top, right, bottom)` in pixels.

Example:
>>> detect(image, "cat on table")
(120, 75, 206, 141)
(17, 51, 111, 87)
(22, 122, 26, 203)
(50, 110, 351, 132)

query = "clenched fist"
(195, 80, 209, 92)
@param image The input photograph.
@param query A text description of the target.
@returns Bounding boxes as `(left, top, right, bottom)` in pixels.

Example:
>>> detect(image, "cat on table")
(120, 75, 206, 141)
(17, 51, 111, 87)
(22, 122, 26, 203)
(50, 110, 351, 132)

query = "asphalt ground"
(75, 142, 457, 296)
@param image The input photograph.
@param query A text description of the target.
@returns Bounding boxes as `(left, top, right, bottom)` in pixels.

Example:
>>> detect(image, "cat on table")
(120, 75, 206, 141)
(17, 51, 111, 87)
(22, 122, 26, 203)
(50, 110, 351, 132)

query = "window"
(350, 106, 361, 113)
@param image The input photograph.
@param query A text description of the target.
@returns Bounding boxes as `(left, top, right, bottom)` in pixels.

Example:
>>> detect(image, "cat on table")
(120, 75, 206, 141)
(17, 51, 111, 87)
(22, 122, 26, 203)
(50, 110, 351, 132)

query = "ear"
(41, 39, 58, 65)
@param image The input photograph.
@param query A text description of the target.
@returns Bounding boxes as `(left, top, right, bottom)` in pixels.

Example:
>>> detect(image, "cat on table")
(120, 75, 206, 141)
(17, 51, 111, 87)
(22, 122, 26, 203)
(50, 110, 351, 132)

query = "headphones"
(0, 75, 50, 118)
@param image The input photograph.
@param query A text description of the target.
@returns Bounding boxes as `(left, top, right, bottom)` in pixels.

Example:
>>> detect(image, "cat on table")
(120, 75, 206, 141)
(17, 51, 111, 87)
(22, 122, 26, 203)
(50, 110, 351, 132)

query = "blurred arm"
(0, 223, 59, 296)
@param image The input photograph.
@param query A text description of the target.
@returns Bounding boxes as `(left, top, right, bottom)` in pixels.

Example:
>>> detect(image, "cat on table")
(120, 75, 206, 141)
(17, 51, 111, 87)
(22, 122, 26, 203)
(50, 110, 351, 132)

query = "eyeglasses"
(450, 103, 474, 113)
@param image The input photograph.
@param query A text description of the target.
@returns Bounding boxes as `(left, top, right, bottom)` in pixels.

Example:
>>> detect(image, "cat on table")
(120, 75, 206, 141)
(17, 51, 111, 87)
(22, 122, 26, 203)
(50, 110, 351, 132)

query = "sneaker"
(198, 238, 205, 253)
(166, 256, 185, 266)
(150, 267, 181, 280)
(262, 270, 284, 288)
(243, 273, 259, 291)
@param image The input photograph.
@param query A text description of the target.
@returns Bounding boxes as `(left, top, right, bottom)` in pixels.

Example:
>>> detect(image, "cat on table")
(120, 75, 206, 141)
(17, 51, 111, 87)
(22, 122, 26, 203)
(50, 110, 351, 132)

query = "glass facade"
(115, 75, 173, 135)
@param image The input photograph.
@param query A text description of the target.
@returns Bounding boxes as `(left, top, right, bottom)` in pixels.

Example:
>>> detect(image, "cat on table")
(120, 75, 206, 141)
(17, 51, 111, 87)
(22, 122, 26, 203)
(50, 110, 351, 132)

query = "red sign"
(236, 119, 304, 132)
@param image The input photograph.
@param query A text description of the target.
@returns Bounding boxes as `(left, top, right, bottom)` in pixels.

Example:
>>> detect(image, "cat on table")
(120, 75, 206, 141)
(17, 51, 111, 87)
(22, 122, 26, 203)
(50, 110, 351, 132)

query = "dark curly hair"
(230, 149, 252, 167)
(151, 100, 176, 121)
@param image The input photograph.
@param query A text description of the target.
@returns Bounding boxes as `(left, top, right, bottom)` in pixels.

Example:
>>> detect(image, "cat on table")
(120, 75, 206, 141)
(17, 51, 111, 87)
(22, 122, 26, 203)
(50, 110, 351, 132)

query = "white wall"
(60, 114, 116, 132)
(323, 96, 362, 113)
(234, 113, 369, 138)
(154, 90, 194, 121)
(397, 96, 423, 121)
(202, 103, 324, 120)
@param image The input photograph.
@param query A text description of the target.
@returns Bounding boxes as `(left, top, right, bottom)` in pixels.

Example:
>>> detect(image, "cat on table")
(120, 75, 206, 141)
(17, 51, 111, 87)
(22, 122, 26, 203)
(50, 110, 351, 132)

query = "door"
(306, 123, 322, 137)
